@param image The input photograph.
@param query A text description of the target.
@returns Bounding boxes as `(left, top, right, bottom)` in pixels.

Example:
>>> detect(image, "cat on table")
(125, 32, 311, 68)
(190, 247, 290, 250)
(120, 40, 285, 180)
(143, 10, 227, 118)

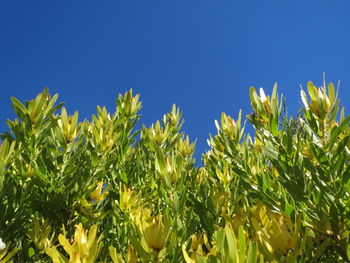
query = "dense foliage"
(0, 80, 349, 262)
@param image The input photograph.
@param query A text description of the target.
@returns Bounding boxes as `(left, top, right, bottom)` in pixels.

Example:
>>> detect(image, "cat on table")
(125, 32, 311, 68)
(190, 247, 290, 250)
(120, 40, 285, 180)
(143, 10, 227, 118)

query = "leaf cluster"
(0, 80, 349, 262)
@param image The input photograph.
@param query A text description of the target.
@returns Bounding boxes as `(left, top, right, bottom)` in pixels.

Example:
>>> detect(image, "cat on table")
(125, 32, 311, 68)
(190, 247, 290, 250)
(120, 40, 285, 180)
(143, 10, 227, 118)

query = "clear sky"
(1, 1, 350, 161)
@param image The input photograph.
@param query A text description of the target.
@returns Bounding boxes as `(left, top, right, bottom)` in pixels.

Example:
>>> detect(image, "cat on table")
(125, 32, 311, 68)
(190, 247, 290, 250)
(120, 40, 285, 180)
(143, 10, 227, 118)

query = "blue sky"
(1, 1, 349, 161)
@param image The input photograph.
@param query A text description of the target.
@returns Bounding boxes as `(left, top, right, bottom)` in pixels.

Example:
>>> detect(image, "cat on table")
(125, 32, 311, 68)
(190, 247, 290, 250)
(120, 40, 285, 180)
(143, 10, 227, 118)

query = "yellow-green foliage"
(0, 80, 349, 262)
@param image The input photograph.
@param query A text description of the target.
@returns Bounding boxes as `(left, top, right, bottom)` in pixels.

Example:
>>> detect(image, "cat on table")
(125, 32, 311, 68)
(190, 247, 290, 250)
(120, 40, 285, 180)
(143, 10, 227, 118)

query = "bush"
(0, 80, 349, 262)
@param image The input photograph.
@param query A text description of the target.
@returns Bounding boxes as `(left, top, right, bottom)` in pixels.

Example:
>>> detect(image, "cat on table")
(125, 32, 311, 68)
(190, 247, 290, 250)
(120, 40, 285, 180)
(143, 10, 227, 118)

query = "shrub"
(0, 80, 349, 262)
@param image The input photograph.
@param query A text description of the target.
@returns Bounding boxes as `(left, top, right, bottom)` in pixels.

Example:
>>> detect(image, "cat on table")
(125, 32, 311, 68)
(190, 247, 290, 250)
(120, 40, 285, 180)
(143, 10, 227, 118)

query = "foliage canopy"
(0, 80, 349, 262)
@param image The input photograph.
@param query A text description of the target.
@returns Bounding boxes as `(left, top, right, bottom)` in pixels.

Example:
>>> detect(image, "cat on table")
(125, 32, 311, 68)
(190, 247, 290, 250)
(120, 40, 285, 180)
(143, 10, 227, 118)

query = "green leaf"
(11, 97, 28, 119)
(328, 82, 335, 104)
(196, 254, 208, 263)
(224, 225, 237, 263)
(58, 234, 73, 255)
(246, 242, 258, 263)
(269, 116, 279, 136)
(307, 81, 316, 101)
(207, 255, 220, 263)
(28, 247, 35, 258)
(129, 230, 152, 261)
(328, 116, 350, 150)
(238, 226, 246, 263)
(261, 145, 278, 160)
